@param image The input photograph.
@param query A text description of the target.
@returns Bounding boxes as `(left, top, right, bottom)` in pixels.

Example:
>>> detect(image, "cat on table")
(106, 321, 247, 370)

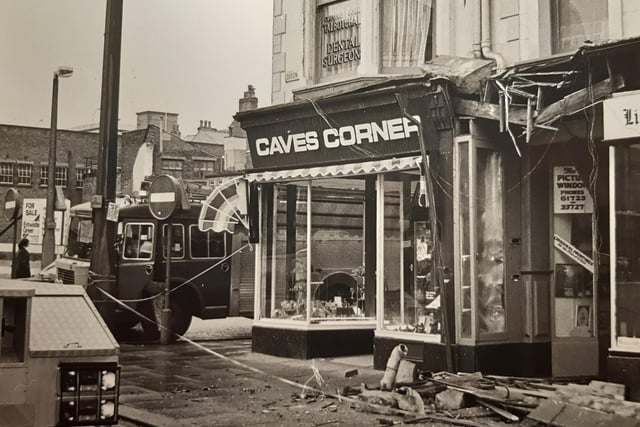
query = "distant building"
(136, 111, 180, 140)
(184, 85, 259, 172)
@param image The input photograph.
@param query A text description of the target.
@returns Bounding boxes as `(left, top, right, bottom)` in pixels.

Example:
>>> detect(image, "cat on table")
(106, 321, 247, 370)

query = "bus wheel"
(169, 300, 192, 338)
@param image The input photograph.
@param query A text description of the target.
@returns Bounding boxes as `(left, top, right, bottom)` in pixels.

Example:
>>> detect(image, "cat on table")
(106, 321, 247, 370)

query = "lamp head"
(55, 66, 74, 78)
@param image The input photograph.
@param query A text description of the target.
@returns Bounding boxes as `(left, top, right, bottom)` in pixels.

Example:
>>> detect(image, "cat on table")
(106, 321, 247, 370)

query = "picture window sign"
(553, 166, 593, 214)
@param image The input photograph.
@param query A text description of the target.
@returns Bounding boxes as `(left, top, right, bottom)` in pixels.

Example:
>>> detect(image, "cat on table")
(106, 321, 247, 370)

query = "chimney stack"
(239, 85, 258, 113)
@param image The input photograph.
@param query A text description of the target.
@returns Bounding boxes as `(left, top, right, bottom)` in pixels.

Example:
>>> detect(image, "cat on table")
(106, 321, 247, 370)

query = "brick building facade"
(0, 122, 222, 254)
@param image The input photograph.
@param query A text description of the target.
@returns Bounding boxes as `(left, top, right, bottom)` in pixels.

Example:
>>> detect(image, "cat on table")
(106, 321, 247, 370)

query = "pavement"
(115, 336, 398, 427)
(0, 259, 41, 279)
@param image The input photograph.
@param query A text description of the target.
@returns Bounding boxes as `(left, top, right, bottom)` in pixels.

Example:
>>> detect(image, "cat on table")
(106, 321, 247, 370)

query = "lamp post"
(41, 66, 73, 269)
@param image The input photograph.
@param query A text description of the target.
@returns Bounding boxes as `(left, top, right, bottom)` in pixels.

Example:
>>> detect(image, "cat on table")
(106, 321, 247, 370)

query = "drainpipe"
(472, 0, 482, 58)
(480, 0, 505, 72)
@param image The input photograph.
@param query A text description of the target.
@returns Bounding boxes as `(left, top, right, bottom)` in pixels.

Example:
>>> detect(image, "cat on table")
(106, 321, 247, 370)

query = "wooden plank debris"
(535, 75, 624, 125)
(349, 363, 640, 426)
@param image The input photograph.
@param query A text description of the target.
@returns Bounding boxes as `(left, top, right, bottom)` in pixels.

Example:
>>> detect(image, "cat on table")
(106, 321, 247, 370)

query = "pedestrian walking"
(13, 238, 31, 279)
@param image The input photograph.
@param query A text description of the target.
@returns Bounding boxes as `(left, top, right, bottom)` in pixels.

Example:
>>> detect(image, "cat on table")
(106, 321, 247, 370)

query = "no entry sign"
(148, 175, 186, 220)
(4, 188, 22, 221)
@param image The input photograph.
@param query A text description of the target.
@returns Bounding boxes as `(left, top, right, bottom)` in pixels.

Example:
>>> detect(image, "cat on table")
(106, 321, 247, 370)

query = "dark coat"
(13, 246, 31, 279)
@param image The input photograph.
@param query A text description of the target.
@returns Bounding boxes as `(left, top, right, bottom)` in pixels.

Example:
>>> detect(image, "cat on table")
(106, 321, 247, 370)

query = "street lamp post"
(42, 66, 73, 270)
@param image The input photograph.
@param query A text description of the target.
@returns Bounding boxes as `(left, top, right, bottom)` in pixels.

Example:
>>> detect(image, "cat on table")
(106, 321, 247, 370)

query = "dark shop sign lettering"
(553, 166, 593, 214)
(603, 90, 640, 140)
(320, 9, 361, 70)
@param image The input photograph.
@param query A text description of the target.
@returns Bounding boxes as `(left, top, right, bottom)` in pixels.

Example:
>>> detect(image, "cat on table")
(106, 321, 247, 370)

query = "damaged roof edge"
(234, 77, 441, 127)
(503, 35, 640, 75)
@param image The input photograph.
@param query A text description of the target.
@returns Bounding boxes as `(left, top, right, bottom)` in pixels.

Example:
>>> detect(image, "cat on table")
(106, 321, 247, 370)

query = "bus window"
(123, 223, 154, 260)
(66, 217, 94, 259)
(190, 225, 226, 258)
(162, 224, 185, 259)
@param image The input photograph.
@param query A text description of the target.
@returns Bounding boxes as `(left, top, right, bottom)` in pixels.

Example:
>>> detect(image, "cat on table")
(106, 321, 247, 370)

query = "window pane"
(264, 182, 308, 321)
(382, 0, 433, 70)
(76, 168, 85, 188)
(383, 173, 439, 335)
(40, 166, 48, 186)
(309, 178, 366, 321)
(162, 224, 184, 258)
(190, 227, 225, 258)
(162, 159, 183, 179)
(552, 0, 608, 53)
(55, 166, 68, 187)
(615, 144, 640, 345)
(123, 223, 154, 260)
(476, 148, 505, 335)
(193, 160, 216, 179)
(0, 163, 14, 184)
(17, 164, 32, 185)
(458, 142, 472, 338)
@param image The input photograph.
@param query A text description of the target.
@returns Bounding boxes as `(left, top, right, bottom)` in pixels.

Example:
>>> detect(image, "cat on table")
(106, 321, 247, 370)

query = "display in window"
(576, 304, 591, 328)
(382, 173, 441, 336)
(555, 264, 592, 298)
(264, 179, 368, 322)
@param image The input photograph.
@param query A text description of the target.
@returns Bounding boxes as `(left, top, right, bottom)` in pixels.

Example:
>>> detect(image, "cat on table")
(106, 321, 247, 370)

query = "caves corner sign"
(249, 114, 422, 169)
(604, 90, 640, 141)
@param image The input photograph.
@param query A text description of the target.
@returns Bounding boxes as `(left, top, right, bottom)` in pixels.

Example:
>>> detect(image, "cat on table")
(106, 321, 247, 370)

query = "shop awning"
(245, 155, 422, 183)
(198, 176, 249, 233)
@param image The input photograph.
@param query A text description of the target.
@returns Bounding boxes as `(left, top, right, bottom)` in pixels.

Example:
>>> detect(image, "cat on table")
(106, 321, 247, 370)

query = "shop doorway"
(550, 165, 598, 376)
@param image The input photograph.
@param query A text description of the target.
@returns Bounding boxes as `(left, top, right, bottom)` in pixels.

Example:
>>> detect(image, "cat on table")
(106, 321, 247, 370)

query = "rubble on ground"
(344, 346, 640, 426)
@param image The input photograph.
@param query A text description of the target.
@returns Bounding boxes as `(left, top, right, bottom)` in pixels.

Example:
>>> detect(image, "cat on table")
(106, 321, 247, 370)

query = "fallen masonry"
(338, 345, 640, 426)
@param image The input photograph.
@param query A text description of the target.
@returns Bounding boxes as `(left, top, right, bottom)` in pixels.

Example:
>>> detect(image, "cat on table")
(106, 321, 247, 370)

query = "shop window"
(261, 178, 369, 322)
(265, 182, 309, 321)
(382, 172, 440, 336)
(309, 178, 366, 321)
(122, 223, 154, 260)
(1, 297, 28, 363)
(190, 226, 226, 258)
(381, 0, 434, 72)
(612, 143, 640, 350)
(16, 164, 32, 186)
(0, 162, 14, 184)
(162, 224, 185, 259)
(455, 137, 506, 341)
(551, 0, 608, 54)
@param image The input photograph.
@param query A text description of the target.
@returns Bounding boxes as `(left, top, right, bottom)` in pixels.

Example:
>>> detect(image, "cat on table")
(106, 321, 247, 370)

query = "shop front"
(604, 89, 640, 400)
(236, 79, 453, 359)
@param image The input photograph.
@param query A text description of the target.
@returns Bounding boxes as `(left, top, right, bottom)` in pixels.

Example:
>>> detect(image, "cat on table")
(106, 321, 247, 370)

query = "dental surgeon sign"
(244, 88, 437, 170)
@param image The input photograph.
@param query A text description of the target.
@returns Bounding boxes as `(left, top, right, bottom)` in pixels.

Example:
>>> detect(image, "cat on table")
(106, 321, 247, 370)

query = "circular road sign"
(4, 188, 22, 221)
(149, 175, 182, 220)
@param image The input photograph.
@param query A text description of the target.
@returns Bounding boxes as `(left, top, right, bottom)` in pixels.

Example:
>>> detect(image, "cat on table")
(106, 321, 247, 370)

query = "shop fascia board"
(234, 79, 442, 129)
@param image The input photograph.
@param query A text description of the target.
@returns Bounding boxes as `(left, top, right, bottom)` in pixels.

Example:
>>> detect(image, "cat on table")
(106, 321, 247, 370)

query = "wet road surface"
(115, 338, 392, 426)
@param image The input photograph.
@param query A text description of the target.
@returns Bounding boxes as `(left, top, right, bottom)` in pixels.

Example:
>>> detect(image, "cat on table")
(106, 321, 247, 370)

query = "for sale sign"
(553, 166, 593, 214)
(21, 198, 70, 245)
